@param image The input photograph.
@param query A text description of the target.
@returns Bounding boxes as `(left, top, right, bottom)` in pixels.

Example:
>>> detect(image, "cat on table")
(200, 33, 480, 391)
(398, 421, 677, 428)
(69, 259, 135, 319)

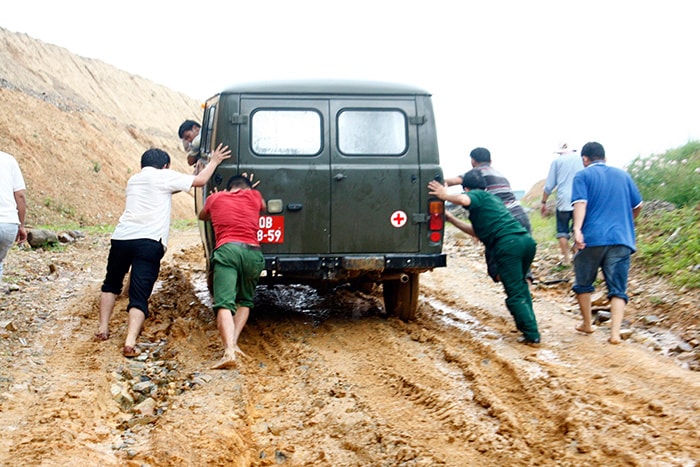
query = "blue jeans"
(573, 245, 632, 302)
(0, 223, 19, 281)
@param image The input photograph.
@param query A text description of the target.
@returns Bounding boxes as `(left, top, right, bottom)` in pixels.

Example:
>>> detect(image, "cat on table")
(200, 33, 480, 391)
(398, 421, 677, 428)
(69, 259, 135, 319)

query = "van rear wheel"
(382, 273, 419, 321)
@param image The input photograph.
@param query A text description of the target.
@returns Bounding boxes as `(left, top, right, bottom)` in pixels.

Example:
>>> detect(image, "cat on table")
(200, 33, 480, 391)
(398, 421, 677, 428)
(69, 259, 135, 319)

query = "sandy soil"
(0, 27, 699, 467)
(0, 227, 698, 467)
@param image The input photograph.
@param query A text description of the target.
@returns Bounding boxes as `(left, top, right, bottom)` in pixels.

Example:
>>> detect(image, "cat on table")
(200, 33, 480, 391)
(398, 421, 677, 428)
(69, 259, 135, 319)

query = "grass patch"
(635, 206, 700, 289)
(172, 218, 198, 230)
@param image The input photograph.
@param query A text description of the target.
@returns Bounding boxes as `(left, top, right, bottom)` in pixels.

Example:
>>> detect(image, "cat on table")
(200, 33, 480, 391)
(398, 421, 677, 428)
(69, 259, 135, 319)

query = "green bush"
(627, 140, 700, 207)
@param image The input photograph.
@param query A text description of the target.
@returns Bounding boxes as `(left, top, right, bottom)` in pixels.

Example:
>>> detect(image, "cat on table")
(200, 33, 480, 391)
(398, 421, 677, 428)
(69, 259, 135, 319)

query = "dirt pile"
(0, 27, 202, 226)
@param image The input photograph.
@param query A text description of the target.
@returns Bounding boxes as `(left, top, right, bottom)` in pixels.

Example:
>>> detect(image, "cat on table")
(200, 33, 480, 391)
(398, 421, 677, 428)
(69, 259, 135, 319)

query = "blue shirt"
(571, 161, 643, 251)
(543, 152, 584, 212)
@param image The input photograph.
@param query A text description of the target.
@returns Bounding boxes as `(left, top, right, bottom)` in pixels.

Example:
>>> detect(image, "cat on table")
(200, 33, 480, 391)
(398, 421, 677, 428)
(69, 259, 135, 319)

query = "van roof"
(220, 79, 430, 96)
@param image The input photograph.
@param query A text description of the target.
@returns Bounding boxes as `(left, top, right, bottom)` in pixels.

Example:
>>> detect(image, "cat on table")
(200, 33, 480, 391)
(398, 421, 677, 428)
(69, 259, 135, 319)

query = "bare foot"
(575, 325, 595, 335)
(233, 346, 249, 360)
(608, 337, 621, 345)
(211, 355, 237, 370)
(211, 348, 239, 370)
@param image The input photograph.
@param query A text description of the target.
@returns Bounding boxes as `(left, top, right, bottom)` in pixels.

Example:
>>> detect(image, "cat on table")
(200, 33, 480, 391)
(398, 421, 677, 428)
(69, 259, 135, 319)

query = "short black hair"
(581, 142, 605, 161)
(226, 175, 253, 191)
(141, 148, 171, 169)
(178, 120, 201, 138)
(469, 147, 491, 163)
(461, 169, 488, 190)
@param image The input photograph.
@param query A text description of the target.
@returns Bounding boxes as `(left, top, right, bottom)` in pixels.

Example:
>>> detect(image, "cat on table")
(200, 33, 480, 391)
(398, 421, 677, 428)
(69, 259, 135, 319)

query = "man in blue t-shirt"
(571, 142, 643, 344)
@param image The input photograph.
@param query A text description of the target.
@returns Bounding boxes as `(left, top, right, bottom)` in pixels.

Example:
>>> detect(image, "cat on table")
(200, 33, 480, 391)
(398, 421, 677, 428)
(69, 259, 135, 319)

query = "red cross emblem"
(390, 210, 407, 228)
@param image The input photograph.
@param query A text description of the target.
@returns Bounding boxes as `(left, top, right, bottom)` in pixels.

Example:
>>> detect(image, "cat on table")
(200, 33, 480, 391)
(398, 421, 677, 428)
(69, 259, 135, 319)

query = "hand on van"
(192, 143, 232, 188)
(241, 172, 260, 189)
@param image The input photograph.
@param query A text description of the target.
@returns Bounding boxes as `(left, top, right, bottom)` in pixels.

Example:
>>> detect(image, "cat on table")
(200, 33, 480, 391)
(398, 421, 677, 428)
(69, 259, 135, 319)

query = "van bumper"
(263, 253, 446, 274)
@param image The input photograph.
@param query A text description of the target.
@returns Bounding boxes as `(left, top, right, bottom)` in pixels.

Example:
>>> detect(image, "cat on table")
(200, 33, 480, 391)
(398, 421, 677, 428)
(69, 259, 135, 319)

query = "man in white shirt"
(96, 144, 231, 358)
(0, 150, 27, 285)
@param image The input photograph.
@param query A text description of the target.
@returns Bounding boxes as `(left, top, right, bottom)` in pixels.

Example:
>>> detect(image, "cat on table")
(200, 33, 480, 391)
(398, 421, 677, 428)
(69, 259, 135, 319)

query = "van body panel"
(193, 80, 446, 319)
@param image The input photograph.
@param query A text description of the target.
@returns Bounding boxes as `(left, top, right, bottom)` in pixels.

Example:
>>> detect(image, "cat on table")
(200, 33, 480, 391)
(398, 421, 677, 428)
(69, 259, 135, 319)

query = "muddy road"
(0, 228, 698, 466)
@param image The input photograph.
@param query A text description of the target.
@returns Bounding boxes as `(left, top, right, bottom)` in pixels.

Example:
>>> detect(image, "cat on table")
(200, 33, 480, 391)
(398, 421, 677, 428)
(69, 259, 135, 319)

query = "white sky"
(3, 0, 700, 190)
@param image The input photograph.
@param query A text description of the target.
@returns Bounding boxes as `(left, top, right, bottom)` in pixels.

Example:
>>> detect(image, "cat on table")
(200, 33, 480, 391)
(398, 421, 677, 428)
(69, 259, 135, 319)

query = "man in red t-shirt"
(198, 175, 266, 369)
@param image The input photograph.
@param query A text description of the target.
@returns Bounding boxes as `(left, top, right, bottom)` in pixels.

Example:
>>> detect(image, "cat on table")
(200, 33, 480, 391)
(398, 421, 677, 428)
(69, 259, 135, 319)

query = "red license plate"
(257, 215, 284, 244)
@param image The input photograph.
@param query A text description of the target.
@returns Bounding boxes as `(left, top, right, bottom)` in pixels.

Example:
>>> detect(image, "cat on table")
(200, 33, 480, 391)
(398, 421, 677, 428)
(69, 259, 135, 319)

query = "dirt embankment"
(0, 27, 201, 226)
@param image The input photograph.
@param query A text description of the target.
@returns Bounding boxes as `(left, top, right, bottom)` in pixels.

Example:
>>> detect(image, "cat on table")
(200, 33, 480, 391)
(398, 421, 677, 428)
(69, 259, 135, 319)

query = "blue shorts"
(555, 210, 574, 239)
(572, 245, 632, 302)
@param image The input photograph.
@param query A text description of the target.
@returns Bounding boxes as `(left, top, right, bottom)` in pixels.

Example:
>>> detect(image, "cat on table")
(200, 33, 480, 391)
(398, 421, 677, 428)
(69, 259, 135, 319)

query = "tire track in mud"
(2, 231, 699, 466)
(421, 256, 700, 466)
(0, 279, 123, 465)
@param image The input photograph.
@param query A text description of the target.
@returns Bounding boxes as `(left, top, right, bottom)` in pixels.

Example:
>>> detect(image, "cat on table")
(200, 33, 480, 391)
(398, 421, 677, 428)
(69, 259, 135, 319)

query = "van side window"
(338, 109, 407, 156)
(251, 110, 322, 156)
(201, 104, 216, 152)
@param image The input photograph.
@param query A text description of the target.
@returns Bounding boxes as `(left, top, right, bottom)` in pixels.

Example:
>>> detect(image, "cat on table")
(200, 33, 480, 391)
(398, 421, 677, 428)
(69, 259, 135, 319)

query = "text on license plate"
(257, 215, 284, 243)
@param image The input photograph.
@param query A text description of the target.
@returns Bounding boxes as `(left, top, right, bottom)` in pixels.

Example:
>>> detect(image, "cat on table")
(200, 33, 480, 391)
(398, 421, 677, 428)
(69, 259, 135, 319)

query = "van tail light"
(429, 200, 444, 243)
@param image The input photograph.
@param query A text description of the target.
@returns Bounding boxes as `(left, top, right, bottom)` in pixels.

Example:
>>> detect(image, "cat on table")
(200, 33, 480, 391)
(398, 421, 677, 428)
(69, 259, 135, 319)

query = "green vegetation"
(43, 197, 76, 217)
(172, 218, 198, 230)
(627, 140, 700, 288)
(635, 206, 700, 289)
(627, 140, 700, 207)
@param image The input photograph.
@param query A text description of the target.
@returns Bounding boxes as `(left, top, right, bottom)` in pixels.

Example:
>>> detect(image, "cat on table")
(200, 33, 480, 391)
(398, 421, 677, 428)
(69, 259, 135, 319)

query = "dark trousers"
(492, 233, 539, 341)
(101, 238, 164, 318)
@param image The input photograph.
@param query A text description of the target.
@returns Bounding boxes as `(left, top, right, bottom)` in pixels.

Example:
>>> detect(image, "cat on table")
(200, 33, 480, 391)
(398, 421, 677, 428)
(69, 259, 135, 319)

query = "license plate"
(257, 215, 284, 244)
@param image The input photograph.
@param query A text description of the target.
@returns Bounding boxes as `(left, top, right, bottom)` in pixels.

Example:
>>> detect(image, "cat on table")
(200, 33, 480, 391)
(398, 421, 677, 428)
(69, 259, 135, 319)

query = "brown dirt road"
(0, 227, 698, 467)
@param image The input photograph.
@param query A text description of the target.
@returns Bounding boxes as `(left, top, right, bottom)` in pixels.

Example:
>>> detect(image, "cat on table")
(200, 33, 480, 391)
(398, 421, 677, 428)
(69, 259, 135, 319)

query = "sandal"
(94, 332, 110, 341)
(123, 345, 141, 358)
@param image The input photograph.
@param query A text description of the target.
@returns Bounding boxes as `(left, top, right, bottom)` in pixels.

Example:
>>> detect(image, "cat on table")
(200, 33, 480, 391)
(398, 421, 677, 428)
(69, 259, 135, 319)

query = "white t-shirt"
(112, 167, 195, 247)
(0, 151, 26, 224)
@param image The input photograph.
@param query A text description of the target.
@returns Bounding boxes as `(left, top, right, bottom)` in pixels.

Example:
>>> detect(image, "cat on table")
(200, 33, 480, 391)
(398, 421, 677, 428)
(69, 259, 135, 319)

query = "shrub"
(627, 140, 700, 207)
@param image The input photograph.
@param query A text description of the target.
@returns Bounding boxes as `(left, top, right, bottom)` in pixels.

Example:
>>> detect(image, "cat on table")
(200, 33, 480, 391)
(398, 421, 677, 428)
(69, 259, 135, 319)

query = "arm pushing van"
(192, 80, 446, 320)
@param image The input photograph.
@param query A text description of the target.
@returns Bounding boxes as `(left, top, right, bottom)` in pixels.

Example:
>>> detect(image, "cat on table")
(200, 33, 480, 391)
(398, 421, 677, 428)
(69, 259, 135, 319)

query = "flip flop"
(94, 332, 110, 341)
(575, 325, 595, 335)
(123, 346, 141, 358)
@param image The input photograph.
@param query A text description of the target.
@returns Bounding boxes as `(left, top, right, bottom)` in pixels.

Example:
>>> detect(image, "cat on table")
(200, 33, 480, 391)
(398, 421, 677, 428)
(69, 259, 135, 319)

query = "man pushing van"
(198, 174, 266, 369)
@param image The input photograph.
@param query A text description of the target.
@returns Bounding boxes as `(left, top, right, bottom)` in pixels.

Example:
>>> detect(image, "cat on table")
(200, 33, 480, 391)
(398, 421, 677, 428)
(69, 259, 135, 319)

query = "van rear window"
(338, 110, 407, 156)
(251, 110, 322, 156)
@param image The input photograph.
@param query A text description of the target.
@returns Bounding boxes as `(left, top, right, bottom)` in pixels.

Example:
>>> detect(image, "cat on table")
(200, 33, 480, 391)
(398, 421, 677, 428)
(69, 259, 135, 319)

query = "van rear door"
(239, 98, 330, 255)
(329, 99, 420, 253)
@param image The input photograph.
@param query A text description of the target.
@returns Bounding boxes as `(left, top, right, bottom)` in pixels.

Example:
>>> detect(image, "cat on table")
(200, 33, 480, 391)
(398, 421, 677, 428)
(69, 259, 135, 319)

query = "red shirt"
(201, 189, 265, 249)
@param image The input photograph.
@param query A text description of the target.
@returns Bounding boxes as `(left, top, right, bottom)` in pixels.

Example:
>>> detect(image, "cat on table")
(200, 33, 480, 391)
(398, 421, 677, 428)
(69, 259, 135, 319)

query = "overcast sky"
(3, 0, 700, 190)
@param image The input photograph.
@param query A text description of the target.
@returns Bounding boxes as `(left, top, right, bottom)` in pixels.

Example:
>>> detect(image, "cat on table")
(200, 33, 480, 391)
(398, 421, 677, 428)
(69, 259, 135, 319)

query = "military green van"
(191, 80, 446, 320)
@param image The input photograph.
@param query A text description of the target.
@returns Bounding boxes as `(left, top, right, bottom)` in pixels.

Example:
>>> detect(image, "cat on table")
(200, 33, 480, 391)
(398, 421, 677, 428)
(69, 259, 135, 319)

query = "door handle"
(334, 173, 347, 181)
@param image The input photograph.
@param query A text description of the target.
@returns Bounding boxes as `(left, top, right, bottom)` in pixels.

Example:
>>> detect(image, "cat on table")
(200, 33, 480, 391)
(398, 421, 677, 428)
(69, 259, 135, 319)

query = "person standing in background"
(571, 142, 643, 344)
(541, 142, 584, 265)
(0, 150, 27, 286)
